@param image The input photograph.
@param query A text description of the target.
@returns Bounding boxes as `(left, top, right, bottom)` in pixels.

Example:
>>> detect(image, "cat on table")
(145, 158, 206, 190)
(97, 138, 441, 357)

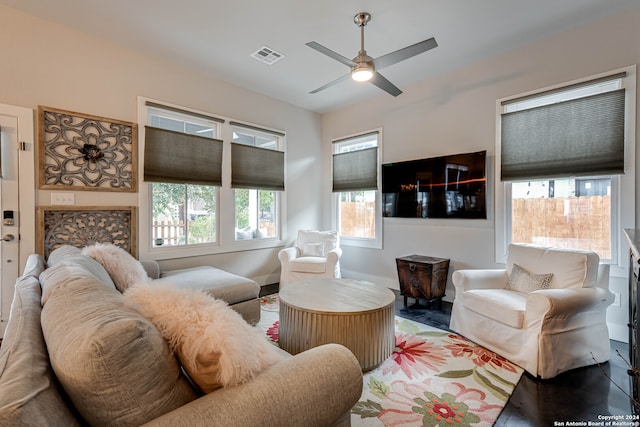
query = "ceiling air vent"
(251, 46, 285, 65)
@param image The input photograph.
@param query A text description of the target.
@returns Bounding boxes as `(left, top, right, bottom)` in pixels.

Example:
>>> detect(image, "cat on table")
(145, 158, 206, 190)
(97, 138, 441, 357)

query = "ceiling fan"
(307, 12, 438, 97)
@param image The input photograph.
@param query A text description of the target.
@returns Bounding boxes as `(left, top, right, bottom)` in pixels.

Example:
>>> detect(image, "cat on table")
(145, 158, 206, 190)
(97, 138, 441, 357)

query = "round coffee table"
(278, 278, 396, 371)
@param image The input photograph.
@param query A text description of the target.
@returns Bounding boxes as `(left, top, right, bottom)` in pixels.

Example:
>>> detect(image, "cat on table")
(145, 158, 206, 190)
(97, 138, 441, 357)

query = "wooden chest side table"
(395, 255, 450, 309)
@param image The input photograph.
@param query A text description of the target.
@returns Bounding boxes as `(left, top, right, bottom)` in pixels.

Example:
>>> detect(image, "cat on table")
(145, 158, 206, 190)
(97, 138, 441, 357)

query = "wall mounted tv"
(382, 150, 487, 219)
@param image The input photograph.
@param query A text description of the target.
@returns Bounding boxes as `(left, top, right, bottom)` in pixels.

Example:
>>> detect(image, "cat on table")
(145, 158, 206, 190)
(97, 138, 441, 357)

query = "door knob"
(1, 234, 15, 241)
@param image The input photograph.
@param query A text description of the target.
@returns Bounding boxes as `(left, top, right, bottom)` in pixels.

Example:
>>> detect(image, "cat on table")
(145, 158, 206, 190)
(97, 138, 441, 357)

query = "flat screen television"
(382, 150, 487, 219)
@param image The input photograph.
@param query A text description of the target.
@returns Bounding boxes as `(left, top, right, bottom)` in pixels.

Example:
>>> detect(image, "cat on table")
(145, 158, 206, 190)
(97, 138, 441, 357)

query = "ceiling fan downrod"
(354, 12, 371, 53)
(352, 12, 374, 81)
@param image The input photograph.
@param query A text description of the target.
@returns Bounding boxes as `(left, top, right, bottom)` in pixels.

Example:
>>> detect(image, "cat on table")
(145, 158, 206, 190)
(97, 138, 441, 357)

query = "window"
(145, 105, 222, 248)
(332, 131, 382, 248)
(510, 178, 612, 258)
(497, 67, 636, 264)
(231, 123, 284, 241)
(138, 98, 286, 259)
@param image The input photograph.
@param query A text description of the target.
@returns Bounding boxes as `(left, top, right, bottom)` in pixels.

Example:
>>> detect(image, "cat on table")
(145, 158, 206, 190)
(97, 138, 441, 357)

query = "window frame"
(331, 129, 383, 249)
(230, 123, 284, 243)
(137, 97, 285, 260)
(495, 66, 636, 272)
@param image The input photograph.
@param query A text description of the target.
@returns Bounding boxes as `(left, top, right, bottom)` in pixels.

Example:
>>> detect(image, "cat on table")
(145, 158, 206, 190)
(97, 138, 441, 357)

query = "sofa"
(0, 246, 364, 426)
(450, 243, 614, 379)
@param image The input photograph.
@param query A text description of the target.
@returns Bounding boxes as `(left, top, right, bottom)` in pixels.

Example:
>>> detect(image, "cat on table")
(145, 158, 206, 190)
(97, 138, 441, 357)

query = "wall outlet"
(614, 292, 621, 307)
(51, 192, 75, 205)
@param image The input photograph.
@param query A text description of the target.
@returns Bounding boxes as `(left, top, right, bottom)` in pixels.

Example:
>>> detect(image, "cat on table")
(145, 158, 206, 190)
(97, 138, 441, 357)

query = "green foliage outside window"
(152, 183, 216, 244)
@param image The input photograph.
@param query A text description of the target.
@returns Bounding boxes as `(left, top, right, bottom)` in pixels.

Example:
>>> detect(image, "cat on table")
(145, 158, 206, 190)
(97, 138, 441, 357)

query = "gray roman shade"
(144, 125, 223, 186)
(501, 88, 625, 181)
(231, 143, 284, 191)
(333, 147, 378, 192)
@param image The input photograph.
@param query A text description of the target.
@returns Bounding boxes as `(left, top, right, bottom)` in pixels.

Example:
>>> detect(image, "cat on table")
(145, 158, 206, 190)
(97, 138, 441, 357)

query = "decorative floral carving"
(80, 143, 105, 162)
(39, 106, 137, 191)
(39, 207, 136, 259)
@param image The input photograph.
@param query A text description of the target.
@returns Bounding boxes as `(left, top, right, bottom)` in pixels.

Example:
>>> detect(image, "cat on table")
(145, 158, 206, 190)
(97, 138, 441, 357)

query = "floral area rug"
(257, 294, 523, 427)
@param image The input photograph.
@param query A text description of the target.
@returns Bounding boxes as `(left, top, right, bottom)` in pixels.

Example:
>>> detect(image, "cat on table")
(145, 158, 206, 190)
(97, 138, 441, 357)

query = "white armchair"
(449, 243, 614, 379)
(278, 230, 342, 288)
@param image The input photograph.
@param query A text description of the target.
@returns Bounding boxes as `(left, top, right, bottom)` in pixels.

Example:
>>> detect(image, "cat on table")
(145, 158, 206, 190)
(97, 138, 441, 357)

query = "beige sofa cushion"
(40, 258, 197, 427)
(46, 245, 82, 266)
(82, 243, 151, 292)
(0, 255, 82, 426)
(46, 245, 117, 289)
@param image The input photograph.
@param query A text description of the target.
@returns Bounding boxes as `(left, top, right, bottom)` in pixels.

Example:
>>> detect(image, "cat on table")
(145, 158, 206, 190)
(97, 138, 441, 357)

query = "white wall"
(322, 7, 640, 342)
(0, 5, 323, 285)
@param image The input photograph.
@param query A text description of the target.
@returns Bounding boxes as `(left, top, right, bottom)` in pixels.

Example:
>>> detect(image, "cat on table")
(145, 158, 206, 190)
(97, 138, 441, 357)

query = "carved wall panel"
(38, 106, 137, 191)
(38, 206, 137, 259)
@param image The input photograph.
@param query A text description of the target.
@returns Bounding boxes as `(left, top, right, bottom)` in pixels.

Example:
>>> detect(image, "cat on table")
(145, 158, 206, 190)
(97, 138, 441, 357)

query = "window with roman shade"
(144, 125, 223, 186)
(143, 103, 224, 249)
(332, 130, 382, 249)
(230, 122, 284, 241)
(230, 122, 284, 191)
(500, 73, 626, 181)
(332, 131, 379, 192)
(143, 102, 224, 186)
(495, 68, 635, 266)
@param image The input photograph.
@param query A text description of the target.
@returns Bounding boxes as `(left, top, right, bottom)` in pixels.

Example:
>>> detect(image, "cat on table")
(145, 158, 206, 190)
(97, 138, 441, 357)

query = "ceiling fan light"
(351, 66, 373, 82)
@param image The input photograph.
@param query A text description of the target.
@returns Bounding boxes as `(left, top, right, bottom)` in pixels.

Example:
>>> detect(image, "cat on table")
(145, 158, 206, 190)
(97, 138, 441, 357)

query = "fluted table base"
(279, 278, 396, 371)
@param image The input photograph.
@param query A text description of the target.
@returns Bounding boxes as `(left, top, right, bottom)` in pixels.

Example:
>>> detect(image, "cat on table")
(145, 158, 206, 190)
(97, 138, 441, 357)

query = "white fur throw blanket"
(124, 283, 286, 393)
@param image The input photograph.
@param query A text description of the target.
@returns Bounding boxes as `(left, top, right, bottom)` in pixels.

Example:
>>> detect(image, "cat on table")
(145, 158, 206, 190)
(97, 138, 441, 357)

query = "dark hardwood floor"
(393, 292, 636, 426)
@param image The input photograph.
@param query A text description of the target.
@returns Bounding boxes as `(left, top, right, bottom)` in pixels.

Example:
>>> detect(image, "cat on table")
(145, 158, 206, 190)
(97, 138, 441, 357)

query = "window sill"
(340, 236, 382, 250)
(145, 238, 285, 260)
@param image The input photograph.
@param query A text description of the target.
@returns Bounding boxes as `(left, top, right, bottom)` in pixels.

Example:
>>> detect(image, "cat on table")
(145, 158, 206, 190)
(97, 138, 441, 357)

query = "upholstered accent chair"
(278, 230, 342, 288)
(450, 243, 614, 379)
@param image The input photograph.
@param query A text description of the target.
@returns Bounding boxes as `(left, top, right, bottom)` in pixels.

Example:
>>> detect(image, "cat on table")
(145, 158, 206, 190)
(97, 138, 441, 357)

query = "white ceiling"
(2, 0, 639, 113)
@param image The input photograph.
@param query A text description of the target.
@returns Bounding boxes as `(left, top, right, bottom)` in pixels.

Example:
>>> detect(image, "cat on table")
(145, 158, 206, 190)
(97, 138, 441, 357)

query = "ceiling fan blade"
(370, 72, 402, 97)
(306, 41, 356, 67)
(373, 37, 438, 70)
(309, 73, 352, 94)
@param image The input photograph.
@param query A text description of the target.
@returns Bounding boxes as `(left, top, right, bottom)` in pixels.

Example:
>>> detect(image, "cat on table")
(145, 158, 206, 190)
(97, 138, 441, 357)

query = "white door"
(0, 104, 35, 337)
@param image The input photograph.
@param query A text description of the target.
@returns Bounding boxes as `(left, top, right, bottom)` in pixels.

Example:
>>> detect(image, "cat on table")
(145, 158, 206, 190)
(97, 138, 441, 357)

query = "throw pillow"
(507, 263, 553, 294)
(82, 243, 150, 292)
(297, 230, 338, 252)
(124, 283, 286, 393)
(302, 242, 325, 257)
(235, 226, 255, 240)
